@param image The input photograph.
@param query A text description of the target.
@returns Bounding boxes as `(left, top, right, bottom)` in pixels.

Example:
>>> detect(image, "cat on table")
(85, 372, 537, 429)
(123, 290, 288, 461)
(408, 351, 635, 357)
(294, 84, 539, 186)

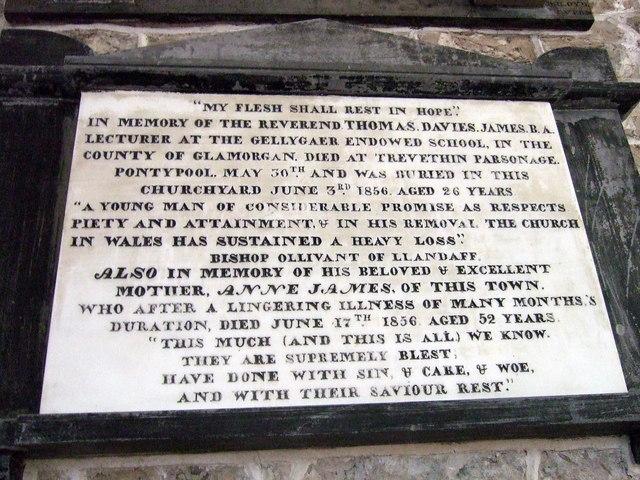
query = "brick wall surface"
(2, 0, 640, 478)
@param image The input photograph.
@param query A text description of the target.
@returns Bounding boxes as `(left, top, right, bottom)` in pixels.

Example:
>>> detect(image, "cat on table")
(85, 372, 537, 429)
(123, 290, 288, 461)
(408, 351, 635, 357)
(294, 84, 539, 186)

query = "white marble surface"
(40, 92, 626, 414)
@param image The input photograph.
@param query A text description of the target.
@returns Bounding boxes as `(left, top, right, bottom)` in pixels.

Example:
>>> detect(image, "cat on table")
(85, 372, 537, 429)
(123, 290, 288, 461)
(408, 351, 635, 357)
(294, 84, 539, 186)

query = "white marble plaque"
(40, 91, 627, 414)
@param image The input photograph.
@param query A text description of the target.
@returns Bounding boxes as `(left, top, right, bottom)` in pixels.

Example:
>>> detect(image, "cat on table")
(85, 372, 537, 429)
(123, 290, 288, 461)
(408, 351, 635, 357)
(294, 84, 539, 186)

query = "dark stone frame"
(4, 0, 593, 31)
(1, 22, 640, 474)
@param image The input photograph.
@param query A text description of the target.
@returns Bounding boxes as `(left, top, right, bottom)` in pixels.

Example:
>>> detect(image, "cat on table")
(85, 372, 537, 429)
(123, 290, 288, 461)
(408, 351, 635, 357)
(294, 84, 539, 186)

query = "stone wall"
(21, 437, 640, 480)
(2, 1, 640, 478)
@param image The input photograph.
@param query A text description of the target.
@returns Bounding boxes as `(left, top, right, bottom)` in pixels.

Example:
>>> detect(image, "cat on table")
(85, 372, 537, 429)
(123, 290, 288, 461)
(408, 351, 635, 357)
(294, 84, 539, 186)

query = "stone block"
(407, 29, 442, 46)
(252, 461, 294, 480)
(438, 33, 538, 63)
(37, 470, 73, 480)
(83, 464, 288, 480)
(448, 451, 526, 480)
(303, 455, 448, 480)
(624, 107, 640, 142)
(302, 452, 525, 480)
(539, 449, 637, 480)
(144, 32, 206, 47)
(88, 467, 163, 480)
(590, 0, 638, 15)
(164, 465, 251, 480)
(56, 29, 138, 54)
(143, 27, 254, 48)
(539, 18, 640, 80)
(371, 28, 441, 47)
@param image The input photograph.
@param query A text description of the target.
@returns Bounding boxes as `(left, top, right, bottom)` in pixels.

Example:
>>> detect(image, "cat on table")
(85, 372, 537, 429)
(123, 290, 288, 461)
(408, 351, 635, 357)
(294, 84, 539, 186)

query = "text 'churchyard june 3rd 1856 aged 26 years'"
(40, 92, 627, 414)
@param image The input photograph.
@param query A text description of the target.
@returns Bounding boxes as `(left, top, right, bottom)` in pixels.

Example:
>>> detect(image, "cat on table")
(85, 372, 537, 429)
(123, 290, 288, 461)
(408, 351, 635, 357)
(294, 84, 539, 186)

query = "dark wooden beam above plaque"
(4, 0, 593, 31)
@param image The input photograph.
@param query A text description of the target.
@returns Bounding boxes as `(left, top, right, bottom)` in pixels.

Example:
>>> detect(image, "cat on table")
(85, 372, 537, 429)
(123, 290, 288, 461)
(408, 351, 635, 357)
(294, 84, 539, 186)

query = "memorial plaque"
(40, 91, 627, 414)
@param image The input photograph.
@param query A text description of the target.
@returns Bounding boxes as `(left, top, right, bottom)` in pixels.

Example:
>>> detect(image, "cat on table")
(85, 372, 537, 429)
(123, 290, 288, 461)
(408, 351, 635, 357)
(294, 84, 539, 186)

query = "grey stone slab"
(255, 462, 294, 480)
(74, 19, 555, 77)
(64, 19, 626, 87)
(164, 465, 251, 480)
(37, 470, 72, 480)
(303, 455, 449, 480)
(88, 468, 163, 480)
(539, 449, 637, 480)
(449, 452, 526, 480)
(302, 452, 526, 480)
(534, 47, 617, 82)
(86, 465, 255, 480)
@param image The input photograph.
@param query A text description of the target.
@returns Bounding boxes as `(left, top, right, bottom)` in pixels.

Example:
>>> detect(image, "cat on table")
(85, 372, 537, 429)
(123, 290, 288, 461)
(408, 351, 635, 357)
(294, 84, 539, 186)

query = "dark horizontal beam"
(5, 0, 593, 31)
(68, 65, 640, 116)
(1, 63, 639, 117)
(8, 393, 640, 458)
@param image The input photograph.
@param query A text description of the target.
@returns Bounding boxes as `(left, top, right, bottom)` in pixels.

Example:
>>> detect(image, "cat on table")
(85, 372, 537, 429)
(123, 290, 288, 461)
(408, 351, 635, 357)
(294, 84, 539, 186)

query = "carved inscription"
(40, 92, 626, 413)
